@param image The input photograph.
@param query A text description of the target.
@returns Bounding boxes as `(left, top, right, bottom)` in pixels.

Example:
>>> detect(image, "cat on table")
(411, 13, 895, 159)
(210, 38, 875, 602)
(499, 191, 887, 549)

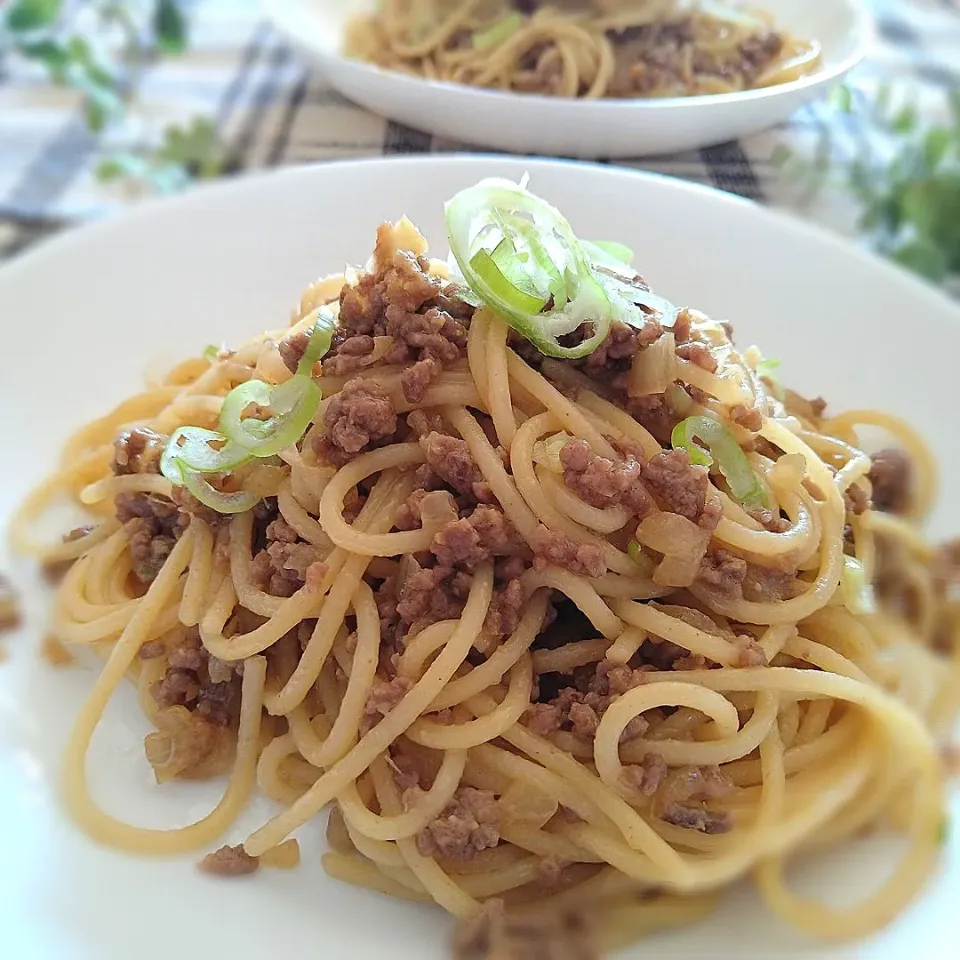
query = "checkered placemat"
(0, 0, 957, 263)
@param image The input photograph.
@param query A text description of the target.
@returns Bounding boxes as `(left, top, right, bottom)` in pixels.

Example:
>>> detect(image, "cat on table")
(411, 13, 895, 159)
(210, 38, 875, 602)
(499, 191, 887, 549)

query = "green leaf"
(156, 118, 225, 178)
(922, 127, 953, 172)
(874, 82, 893, 121)
(6, 0, 61, 32)
(890, 237, 949, 282)
(948, 87, 960, 132)
(70, 74, 124, 132)
(96, 153, 151, 182)
(153, 0, 187, 55)
(890, 102, 919, 135)
(17, 39, 71, 78)
(66, 36, 116, 89)
(830, 84, 853, 113)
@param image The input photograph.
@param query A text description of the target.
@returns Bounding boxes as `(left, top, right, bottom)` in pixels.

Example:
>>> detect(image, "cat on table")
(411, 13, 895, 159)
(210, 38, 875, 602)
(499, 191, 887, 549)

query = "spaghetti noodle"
(344, 0, 822, 99)
(15, 178, 958, 951)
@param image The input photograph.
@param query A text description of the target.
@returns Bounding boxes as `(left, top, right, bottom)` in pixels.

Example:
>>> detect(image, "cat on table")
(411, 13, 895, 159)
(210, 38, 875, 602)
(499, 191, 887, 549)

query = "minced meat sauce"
(98, 225, 922, 907)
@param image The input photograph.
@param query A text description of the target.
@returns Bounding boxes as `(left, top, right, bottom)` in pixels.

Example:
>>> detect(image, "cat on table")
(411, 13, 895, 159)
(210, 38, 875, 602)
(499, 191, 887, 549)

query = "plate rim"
(263, 0, 873, 113)
(1, 154, 955, 322)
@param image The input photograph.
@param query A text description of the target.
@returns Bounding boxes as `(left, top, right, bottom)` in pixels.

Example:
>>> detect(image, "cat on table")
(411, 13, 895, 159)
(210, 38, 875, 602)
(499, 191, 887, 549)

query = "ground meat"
(623, 754, 668, 796)
(527, 662, 650, 739)
(113, 427, 166, 475)
(738, 32, 784, 71)
(138, 638, 166, 660)
(730, 404, 762, 432)
(363, 676, 414, 729)
(675, 341, 718, 372)
(250, 539, 325, 598)
(420, 432, 493, 503)
(579, 319, 656, 390)
(844, 483, 870, 516)
(116, 489, 192, 584)
(430, 505, 525, 570)
(125, 515, 178, 583)
(626, 393, 683, 445)
(315, 378, 397, 466)
(744, 566, 796, 602)
(568, 701, 600, 737)
(406, 409, 448, 439)
(698, 549, 747, 596)
(199, 844, 260, 876)
(748, 507, 791, 533)
(321, 334, 376, 376)
(639, 449, 708, 521)
(278, 328, 310, 373)
(560, 439, 654, 516)
(170, 486, 230, 530)
(453, 900, 597, 960)
(485, 578, 525, 637)
(530, 525, 606, 579)
(338, 250, 472, 402)
(662, 803, 732, 834)
(525, 702, 564, 735)
(155, 668, 199, 708)
(868, 448, 912, 514)
(151, 628, 242, 727)
(394, 563, 468, 629)
(417, 787, 500, 861)
(0, 575, 21, 631)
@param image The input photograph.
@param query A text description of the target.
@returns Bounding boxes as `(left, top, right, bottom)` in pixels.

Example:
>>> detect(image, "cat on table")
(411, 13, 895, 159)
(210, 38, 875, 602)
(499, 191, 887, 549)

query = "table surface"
(0, 0, 957, 265)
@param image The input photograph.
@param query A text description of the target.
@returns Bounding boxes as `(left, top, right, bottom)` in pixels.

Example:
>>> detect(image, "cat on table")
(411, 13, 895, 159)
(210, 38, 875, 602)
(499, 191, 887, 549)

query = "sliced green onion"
(445, 178, 613, 359)
(203, 344, 220, 362)
(471, 247, 547, 314)
(671, 415, 767, 508)
(296, 307, 336, 377)
(473, 12, 523, 49)
(166, 426, 253, 473)
(627, 540, 644, 564)
(839, 556, 876, 616)
(160, 439, 261, 515)
(583, 240, 634, 266)
(219, 375, 322, 458)
(756, 357, 785, 401)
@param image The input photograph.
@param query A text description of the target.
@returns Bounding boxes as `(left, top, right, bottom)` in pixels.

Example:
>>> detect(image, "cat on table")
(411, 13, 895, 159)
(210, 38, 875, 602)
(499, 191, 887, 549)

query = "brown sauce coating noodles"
(13, 215, 958, 952)
(345, 0, 822, 99)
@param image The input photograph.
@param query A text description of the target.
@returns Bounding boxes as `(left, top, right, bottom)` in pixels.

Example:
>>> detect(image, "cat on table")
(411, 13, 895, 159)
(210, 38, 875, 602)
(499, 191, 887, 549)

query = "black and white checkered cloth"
(0, 0, 957, 263)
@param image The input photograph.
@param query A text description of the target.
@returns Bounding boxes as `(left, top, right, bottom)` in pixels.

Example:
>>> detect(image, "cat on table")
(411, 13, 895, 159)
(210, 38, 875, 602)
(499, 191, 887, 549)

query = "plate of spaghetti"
(1, 156, 958, 960)
(265, 0, 870, 157)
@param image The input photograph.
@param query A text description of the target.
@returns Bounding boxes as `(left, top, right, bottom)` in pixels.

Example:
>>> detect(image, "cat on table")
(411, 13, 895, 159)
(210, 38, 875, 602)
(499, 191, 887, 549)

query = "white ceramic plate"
(264, 0, 871, 157)
(1, 156, 958, 960)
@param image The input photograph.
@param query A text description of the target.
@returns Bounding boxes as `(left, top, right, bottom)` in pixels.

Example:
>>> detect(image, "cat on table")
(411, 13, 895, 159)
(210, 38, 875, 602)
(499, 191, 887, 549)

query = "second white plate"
(265, 0, 871, 157)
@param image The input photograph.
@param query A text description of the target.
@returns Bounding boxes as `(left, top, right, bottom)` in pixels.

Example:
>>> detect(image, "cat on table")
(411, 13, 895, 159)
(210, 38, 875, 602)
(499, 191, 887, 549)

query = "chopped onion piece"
(634, 511, 711, 588)
(840, 556, 876, 616)
(532, 432, 573, 474)
(628, 332, 676, 397)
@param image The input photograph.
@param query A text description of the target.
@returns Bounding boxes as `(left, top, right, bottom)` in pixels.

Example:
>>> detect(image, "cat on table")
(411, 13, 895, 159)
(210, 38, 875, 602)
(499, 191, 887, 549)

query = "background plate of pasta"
(264, 0, 871, 157)
(1, 156, 959, 959)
